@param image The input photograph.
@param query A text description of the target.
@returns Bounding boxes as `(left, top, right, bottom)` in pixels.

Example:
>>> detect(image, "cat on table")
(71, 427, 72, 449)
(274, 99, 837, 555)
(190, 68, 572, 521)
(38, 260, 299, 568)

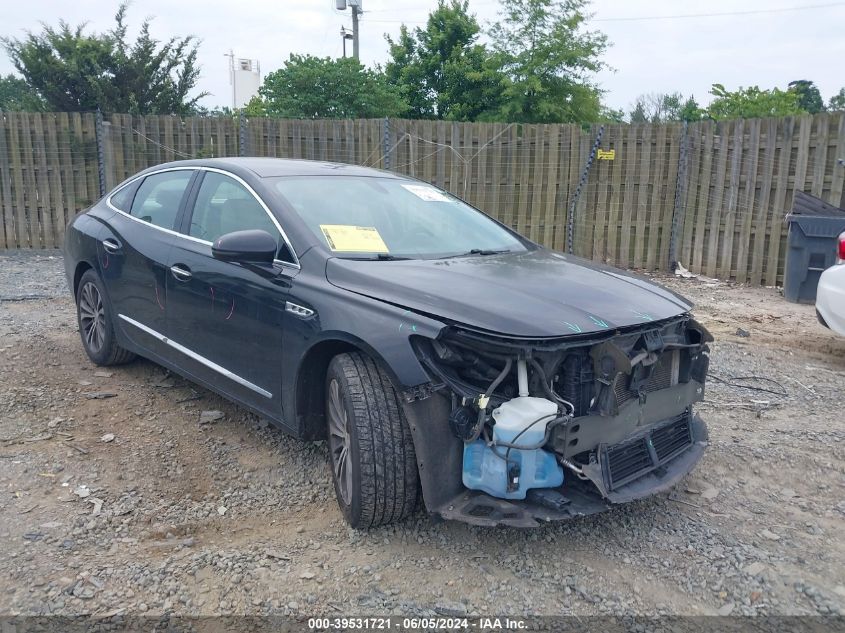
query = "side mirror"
(212, 229, 277, 264)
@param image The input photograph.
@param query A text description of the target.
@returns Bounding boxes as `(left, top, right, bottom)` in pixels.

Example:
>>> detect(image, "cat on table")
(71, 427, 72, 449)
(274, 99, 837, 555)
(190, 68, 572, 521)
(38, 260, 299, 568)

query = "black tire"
(326, 352, 419, 528)
(76, 269, 136, 366)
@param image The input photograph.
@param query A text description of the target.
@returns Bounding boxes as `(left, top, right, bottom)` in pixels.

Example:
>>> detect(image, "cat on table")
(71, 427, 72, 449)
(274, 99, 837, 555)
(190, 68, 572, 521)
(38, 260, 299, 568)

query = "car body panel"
(816, 263, 845, 336)
(164, 235, 291, 417)
(325, 249, 691, 337)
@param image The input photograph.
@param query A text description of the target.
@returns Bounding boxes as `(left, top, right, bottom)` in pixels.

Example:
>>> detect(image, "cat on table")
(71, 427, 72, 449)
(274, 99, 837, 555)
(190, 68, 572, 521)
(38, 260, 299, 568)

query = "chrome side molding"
(118, 314, 272, 399)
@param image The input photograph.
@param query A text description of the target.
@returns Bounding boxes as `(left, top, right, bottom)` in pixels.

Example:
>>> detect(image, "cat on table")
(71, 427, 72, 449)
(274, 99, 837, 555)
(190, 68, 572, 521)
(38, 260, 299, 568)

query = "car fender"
(283, 274, 446, 439)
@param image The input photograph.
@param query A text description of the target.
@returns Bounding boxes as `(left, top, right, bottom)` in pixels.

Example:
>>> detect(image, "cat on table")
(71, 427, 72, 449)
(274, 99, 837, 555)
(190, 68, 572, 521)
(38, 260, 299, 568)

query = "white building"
(228, 53, 261, 109)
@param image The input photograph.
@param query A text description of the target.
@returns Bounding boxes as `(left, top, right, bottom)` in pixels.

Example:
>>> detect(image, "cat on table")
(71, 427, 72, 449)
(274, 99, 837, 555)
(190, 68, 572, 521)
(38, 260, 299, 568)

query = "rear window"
(130, 171, 193, 230)
(109, 184, 135, 212)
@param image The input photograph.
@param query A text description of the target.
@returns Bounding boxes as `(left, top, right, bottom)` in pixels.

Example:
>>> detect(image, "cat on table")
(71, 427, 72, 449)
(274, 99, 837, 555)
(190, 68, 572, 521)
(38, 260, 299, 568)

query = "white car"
(816, 230, 845, 336)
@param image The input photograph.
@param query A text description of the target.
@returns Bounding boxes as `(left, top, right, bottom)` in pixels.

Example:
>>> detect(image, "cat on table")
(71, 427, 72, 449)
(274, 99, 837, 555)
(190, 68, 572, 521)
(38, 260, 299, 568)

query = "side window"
(189, 172, 294, 263)
(129, 171, 193, 230)
(109, 183, 136, 212)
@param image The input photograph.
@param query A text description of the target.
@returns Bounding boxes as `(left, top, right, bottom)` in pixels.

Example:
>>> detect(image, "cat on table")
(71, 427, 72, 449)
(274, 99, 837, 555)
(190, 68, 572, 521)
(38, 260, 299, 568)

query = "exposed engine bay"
(410, 315, 712, 525)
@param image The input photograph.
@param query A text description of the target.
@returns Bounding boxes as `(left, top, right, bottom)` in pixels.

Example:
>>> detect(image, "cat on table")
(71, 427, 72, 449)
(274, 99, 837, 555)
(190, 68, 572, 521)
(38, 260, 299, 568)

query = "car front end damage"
(402, 315, 711, 527)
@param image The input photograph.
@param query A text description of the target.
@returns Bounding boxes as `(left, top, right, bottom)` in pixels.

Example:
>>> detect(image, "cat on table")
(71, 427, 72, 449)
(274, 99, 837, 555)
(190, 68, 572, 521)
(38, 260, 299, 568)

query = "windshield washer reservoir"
(462, 397, 564, 499)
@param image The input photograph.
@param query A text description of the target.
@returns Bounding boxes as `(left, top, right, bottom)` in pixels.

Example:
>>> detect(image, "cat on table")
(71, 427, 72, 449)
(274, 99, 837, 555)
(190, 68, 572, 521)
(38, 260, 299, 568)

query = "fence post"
(238, 112, 247, 157)
(669, 121, 689, 270)
(95, 108, 106, 198)
(567, 125, 604, 254)
(382, 117, 391, 171)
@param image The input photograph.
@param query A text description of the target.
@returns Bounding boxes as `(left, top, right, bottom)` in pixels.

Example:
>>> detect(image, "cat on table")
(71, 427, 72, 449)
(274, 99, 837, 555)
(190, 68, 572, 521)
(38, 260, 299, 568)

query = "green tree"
(385, 1, 505, 121)
(678, 96, 705, 122)
(0, 74, 45, 111)
(488, 0, 609, 123)
(706, 84, 805, 119)
(2, 4, 206, 114)
(828, 88, 845, 111)
(788, 79, 825, 114)
(256, 55, 406, 119)
(629, 93, 703, 123)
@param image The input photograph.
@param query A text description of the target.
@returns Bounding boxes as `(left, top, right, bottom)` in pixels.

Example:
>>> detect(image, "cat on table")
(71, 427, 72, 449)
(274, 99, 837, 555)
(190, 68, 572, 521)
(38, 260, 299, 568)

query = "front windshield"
(271, 176, 528, 259)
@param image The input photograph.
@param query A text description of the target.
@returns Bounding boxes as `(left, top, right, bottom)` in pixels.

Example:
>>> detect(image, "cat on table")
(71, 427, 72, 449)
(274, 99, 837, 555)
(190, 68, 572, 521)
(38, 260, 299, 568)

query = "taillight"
(839, 231, 845, 264)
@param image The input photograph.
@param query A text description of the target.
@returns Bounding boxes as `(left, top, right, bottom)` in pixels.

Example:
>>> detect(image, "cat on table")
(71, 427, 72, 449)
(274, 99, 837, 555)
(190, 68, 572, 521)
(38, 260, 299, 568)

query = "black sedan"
(64, 158, 711, 528)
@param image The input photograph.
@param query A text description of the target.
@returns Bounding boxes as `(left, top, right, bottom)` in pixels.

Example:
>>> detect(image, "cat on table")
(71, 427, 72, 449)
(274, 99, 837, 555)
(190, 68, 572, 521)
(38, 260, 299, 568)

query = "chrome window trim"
(105, 165, 301, 269)
(118, 314, 273, 399)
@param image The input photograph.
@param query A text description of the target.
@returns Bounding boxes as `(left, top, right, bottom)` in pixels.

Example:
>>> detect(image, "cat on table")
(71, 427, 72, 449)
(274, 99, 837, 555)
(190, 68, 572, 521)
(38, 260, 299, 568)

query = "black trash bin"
(783, 191, 845, 303)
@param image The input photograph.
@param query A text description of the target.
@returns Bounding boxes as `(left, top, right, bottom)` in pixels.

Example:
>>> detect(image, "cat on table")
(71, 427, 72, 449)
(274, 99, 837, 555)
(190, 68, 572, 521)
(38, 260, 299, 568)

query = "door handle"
(102, 238, 121, 254)
(170, 264, 193, 281)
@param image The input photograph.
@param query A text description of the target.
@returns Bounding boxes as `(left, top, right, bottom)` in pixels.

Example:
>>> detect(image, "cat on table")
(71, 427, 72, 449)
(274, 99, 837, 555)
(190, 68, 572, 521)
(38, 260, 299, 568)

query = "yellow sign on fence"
(596, 149, 616, 160)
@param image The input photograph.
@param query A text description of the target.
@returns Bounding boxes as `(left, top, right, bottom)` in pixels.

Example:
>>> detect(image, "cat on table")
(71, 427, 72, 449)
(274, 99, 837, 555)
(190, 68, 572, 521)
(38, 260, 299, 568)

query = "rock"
(744, 562, 765, 576)
(718, 602, 735, 616)
(434, 601, 469, 617)
(200, 410, 224, 425)
(299, 570, 316, 580)
(760, 529, 780, 541)
(100, 433, 115, 443)
(93, 370, 113, 378)
(734, 328, 750, 338)
(89, 497, 104, 515)
(73, 485, 91, 499)
(834, 586, 845, 598)
(216, 506, 227, 516)
(84, 392, 118, 400)
(701, 485, 720, 500)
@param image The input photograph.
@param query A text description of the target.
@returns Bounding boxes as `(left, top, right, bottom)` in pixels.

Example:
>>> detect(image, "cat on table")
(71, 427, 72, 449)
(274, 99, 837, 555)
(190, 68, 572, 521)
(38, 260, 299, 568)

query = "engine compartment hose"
(529, 357, 575, 415)
(465, 357, 514, 443)
(517, 358, 529, 397)
(491, 414, 566, 451)
(561, 458, 590, 480)
(484, 357, 513, 400)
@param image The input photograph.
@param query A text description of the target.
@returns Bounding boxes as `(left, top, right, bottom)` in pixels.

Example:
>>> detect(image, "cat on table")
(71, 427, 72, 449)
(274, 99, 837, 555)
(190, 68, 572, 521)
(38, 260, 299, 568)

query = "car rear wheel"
(76, 269, 136, 366)
(326, 352, 419, 528)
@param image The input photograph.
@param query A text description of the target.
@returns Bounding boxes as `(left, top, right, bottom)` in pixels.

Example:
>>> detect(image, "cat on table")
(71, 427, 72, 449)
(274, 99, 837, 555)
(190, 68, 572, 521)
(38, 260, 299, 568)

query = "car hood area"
(325, 249, 693, 338)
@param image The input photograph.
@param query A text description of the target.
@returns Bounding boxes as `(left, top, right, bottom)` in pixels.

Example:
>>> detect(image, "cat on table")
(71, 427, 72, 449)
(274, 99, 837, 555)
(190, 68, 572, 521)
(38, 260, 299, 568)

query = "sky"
(1, 0, 844, 114)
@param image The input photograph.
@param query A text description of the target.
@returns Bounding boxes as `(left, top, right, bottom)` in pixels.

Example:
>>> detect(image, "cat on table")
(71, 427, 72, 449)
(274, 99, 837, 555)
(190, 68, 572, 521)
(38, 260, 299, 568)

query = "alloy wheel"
(79, 281, 106, 355)
(327, 378, 353, 505)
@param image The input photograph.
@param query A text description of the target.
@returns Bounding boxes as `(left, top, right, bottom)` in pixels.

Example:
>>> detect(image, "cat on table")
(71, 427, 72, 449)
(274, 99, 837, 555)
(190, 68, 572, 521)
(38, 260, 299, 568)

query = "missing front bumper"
(434, 414, 708, 528)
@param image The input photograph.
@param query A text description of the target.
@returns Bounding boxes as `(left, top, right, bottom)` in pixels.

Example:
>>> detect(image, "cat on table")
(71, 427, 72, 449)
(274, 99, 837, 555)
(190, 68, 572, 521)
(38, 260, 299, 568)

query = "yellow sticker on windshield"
(319, 225, 389, 253)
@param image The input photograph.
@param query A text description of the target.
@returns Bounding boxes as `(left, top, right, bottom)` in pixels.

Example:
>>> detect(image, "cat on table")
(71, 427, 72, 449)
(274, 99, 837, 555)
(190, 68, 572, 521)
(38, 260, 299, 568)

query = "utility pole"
(351, 2, 361, 61)
(224, 49, 236, 109)
(336, 0, 362, 61)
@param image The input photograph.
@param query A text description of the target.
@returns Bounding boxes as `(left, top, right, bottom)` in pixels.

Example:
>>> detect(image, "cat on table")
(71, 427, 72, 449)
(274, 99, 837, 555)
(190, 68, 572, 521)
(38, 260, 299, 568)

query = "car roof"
(151, 157, 406, 179)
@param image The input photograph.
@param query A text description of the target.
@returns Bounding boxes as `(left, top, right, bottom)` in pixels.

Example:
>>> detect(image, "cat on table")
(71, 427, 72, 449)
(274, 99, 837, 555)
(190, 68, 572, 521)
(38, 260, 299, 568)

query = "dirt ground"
(1, 249, 844, 619)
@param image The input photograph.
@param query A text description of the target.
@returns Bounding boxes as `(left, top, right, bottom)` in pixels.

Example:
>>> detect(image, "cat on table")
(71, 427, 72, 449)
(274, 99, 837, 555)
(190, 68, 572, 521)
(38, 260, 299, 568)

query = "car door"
(165, 169, 298, 418)
(99, 168, 196, 360)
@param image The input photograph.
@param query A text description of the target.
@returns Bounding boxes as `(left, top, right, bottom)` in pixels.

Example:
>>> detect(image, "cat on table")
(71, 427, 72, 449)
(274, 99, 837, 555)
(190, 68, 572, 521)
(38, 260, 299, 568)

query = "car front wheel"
(76, 269, 136, 366)
(326, 352, 419, 528)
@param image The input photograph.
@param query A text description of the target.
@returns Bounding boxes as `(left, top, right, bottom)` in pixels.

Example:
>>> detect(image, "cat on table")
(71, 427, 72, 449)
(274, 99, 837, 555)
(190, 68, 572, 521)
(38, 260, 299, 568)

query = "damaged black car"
(63, 158, 711, 528)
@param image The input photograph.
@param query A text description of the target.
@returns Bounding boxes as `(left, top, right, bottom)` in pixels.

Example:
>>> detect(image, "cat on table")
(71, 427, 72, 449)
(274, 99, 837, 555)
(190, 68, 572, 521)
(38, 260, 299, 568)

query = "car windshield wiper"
(343, 253, 412, 261)
(440, 248, 512, 259)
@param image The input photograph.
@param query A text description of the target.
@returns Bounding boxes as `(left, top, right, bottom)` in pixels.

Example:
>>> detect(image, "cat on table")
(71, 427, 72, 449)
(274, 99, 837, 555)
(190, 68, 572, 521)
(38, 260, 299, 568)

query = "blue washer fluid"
(462, 440, 564, 500)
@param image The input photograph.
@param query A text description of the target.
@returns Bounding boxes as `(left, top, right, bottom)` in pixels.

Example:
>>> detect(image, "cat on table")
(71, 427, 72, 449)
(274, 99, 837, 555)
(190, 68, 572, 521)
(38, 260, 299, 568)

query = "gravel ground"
(1, 249, 844, 619)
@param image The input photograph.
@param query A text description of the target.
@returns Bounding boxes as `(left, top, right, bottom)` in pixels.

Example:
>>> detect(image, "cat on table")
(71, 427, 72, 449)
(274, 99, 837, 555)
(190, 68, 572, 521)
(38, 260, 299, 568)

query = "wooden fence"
(1, 111, 844, 285)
